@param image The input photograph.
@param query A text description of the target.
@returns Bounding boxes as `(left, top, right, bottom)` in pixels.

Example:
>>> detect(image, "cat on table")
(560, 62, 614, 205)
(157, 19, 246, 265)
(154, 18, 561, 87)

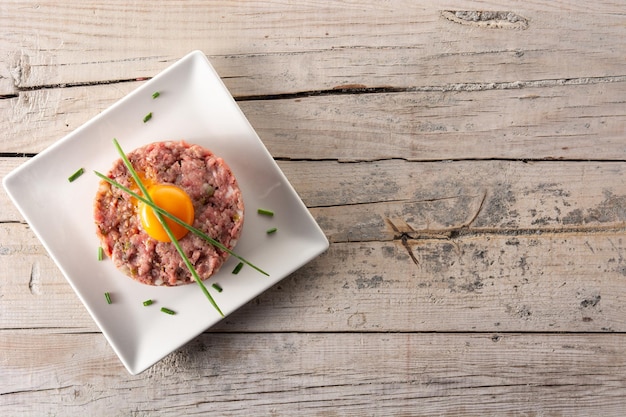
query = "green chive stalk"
(68, 167, 85, 182)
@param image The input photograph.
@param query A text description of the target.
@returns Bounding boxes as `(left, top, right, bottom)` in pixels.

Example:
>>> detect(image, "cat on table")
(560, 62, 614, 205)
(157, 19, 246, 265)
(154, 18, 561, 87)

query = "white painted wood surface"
(1, 1, 626, 415)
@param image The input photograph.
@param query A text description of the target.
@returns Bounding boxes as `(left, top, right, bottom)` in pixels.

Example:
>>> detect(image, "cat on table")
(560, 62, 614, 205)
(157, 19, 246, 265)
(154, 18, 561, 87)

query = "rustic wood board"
(5, 158, 626, 238)
(2, 0, 626, 415)
(1, 1, 625, 97)
(2, 221, 626, 333)
(2, 332, 625, 416)
(2, 74, 625, 159)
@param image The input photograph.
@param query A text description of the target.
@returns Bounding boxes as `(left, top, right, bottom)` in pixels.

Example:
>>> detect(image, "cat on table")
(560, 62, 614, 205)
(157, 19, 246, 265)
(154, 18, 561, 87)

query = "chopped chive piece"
(266, 227, 278, 234)
(143, 112, 152, 123)
(97, 246, 104, 261)
(161, 307, 176, 315)
(232, 262, 244, 274)
(104, 292, 112, 304)
(68, 167, 84, 182)
(257, 208, 274, 216)
(152, 91, 160, 99)
(143, 299, 153, 306)
(212, 283, 223, 293)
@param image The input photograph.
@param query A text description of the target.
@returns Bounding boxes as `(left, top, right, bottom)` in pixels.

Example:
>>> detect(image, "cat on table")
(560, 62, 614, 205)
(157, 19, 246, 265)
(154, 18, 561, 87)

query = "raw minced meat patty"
(94, 141, 244, 286)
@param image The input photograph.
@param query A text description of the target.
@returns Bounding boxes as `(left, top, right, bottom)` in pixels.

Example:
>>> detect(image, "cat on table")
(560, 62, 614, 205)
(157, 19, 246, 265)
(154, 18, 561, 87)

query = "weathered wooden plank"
(1, 1, 624, 96)
(5, 158, 626, 236)
(0, 157, 25, 221)
(292, 160, 626, 239)
(2, 1, 625, 415)
(182, 231, 626, 333)
(1, 79, 625, 159)
(0, 83, 140, 153)
(3, 220, 626, 333)
(1, 331, 625, 416)
(247, 82, 626, 161)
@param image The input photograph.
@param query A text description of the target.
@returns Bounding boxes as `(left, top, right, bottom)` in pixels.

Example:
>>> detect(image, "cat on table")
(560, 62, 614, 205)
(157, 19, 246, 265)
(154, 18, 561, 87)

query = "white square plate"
(3, 51, 329, 374)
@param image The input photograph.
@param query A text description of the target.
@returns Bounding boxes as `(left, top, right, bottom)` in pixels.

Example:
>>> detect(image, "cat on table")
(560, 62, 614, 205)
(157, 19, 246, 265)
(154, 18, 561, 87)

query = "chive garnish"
(94, 171, 268, 277)
(105, 292, 112, 304)
(232, 262, 244, 274)
(257, 208, 274, 216)
(110, 139, 228, 316)
(98, 246, 104, 261)
(152, 91, 160, 99)
(211, 283, 223, 293)
(143, 112, 152, 123)
(68, 167, 84, 182)
(143, 299, 153, 306)
(266, 227, 278, 234)
(161, 307, 175, 315)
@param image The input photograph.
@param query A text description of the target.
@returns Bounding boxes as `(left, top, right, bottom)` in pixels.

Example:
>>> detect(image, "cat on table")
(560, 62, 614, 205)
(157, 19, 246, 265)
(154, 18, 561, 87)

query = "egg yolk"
(139, 184, 195, 242)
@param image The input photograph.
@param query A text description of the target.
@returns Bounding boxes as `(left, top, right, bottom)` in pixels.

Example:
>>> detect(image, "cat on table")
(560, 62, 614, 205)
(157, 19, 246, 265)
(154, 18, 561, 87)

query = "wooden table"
(2, 1, 625, 415)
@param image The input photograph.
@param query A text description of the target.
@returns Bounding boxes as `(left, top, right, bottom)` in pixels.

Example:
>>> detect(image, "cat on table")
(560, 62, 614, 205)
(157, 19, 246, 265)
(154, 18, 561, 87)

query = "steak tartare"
(94, 141, 244, 286)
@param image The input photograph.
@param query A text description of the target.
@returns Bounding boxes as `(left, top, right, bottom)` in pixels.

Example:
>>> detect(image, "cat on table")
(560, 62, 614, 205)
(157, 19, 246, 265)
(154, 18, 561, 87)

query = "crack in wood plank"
(2, 73, 625, 102)
(0, 152, 37, 158)
(28, 261, 41, 295)
(385, 217, 420, 266)
(441, 10, 529, 30)
(236, 75, 626, 101)
(9, 77, 147, 92)
(383, 211, 626, 251)
(0, 386, 72, 396)
(462, 190, 488, 229)
(401, 234, 420, 266)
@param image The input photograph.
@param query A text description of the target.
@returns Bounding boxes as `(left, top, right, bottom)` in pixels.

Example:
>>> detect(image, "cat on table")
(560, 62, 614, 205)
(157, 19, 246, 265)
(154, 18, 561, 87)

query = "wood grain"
(2, 220, 626, 333)
(1, 79, 625, 158)
(1, 1, 625, 96)
(1, 331, 625, 416)
(2, 0, 626, 415)
(5, 158, 626, 234)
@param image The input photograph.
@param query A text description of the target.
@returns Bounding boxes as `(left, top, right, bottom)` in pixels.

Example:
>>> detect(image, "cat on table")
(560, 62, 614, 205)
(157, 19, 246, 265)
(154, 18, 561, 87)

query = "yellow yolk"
(139, 184, 195, 242)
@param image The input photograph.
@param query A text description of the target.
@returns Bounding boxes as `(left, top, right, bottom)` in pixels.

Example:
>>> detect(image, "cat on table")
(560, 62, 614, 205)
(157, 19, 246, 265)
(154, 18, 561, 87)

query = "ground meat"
(94, 141, 244, 286)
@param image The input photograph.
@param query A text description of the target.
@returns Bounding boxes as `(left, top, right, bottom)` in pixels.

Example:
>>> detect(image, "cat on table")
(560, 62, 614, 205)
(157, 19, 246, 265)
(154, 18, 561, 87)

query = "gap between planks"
(2, 74, 625, 102)
(3, 153, 626, 164)
(1, 328, 624, 336)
